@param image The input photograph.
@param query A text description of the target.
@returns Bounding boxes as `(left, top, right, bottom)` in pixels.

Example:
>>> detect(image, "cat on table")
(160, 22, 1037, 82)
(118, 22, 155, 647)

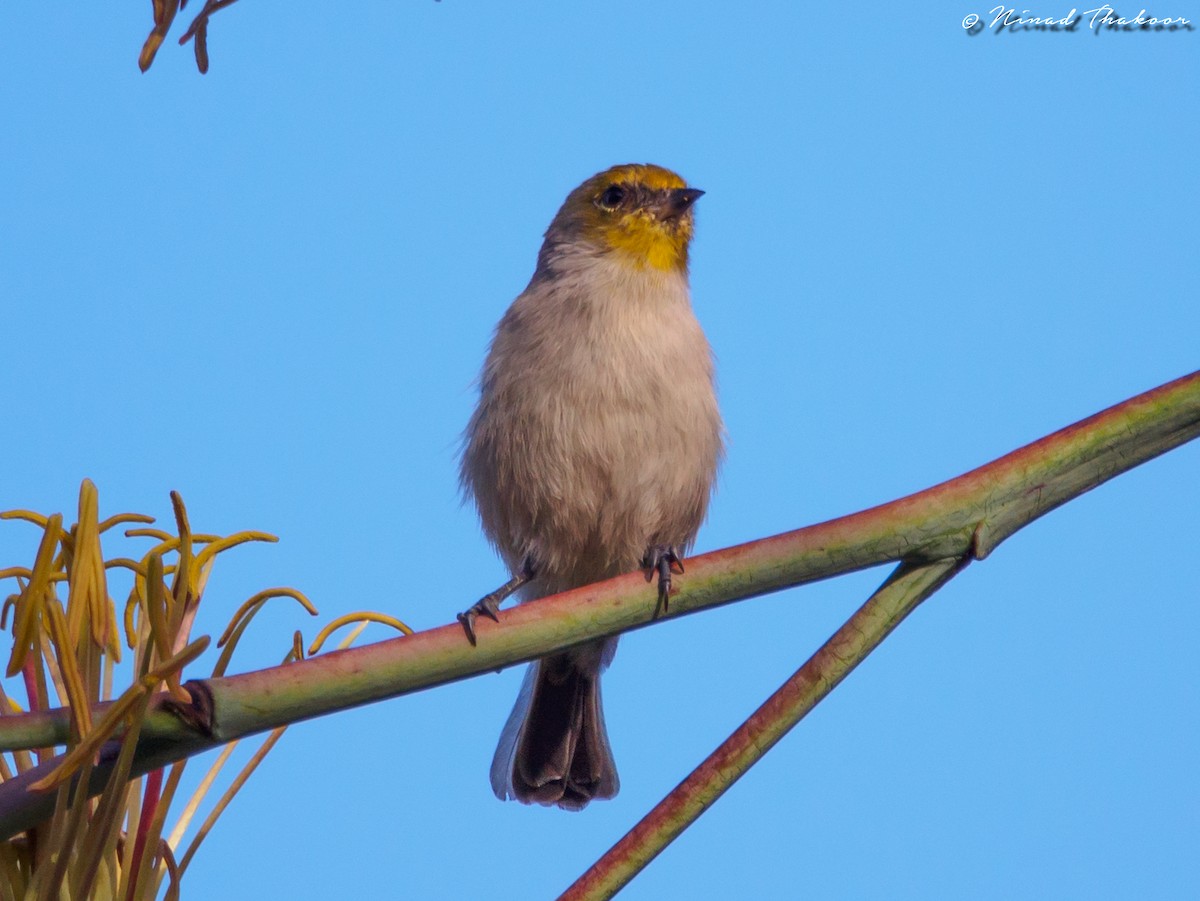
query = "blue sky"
(1, 2, 1198, 898)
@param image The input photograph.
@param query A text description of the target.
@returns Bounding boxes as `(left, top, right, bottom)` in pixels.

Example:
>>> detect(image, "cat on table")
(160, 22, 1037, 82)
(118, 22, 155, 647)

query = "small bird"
(460, 163, 723, 810)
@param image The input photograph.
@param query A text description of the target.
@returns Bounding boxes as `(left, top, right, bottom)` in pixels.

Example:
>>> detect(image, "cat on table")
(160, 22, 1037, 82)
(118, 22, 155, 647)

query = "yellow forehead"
(594, 163, 688, 191)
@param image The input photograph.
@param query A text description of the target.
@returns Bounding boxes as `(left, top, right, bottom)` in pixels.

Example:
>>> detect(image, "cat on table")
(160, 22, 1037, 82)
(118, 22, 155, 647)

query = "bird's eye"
(597, 184, 626, 210)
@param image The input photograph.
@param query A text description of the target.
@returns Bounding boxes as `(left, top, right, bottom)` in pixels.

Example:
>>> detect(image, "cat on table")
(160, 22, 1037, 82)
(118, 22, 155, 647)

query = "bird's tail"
(490, 640, 619, 810)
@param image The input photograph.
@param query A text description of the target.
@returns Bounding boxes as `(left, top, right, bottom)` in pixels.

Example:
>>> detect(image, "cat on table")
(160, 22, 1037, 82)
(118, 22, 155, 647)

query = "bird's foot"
(643, 545, 685, 613)
(458, 558, 535, 645)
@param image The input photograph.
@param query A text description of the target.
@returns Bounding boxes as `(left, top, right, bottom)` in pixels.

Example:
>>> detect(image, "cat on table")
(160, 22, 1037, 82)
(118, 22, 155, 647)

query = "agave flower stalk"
(0, 369, 1195, 854)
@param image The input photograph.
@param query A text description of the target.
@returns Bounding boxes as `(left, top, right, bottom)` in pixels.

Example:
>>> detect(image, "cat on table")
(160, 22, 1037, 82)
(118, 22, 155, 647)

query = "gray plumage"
(461, 164, 722, 809)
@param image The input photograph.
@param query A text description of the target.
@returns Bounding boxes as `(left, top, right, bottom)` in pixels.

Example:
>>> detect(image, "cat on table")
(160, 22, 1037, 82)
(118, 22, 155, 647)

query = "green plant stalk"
(0, 370, 1197, 841)
(558, 557, 965, 901)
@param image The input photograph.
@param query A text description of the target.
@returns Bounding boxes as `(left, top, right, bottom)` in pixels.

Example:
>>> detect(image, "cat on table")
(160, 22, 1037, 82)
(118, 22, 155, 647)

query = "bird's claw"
(459, 558, 535, 646)
(458, 596, 502, 646)
(644, 544, 685, 612)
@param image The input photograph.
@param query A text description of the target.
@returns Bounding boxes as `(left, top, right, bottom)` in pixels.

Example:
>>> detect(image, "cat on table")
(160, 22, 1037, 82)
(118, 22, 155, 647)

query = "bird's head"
(542, 164, 703, 274)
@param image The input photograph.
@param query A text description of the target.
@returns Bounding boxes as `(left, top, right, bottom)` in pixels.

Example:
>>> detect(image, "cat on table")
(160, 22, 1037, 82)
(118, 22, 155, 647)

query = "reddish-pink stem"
(125, 767, 163, 901)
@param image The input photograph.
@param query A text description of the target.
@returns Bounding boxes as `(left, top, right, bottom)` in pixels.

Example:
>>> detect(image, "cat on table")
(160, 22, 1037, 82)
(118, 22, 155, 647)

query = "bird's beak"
(660, 187, 705, 220)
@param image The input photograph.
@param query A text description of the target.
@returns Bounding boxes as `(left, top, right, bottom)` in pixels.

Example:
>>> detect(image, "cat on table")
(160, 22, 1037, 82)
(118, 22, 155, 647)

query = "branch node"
(969, 520, 994, 560)
(160, 679, 215, 737)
